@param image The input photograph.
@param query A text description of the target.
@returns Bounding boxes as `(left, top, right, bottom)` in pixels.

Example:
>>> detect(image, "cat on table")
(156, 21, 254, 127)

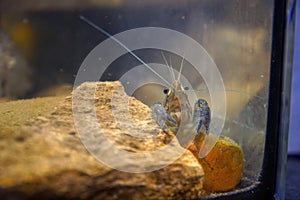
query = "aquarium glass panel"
(0, 0, 276, 199)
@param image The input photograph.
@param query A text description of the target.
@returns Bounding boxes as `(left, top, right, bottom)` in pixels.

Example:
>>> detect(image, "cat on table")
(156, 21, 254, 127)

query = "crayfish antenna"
(169, 56, 176, 82)
(177, 53, 185, 81)
(161, 51, 176, 83)
(80, 15, 171, 87)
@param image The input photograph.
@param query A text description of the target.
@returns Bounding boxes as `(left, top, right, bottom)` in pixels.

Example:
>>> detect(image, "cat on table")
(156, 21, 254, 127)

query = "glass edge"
(274, 0, 297, 199)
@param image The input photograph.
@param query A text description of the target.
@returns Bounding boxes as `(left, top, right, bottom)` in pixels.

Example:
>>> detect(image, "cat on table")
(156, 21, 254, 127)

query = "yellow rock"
(188, 134, 244, 192)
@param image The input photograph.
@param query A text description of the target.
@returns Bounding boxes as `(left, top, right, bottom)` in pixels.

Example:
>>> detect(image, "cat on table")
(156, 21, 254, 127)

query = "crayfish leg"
(151, 102, 177, 131)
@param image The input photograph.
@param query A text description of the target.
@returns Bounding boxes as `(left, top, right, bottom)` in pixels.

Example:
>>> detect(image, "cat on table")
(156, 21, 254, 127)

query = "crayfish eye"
(197, 100, 203, 106)
(184, 86, 189, 90)
(163, 88, 169, 94)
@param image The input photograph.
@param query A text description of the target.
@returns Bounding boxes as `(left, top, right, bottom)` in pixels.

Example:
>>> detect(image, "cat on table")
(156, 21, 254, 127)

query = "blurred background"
(0, 0, 272, 102)
(286, 1, 300, 200)
(288, 0, 299, 155)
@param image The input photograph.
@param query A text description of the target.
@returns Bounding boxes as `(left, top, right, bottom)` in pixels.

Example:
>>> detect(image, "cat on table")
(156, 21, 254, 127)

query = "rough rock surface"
(0, 81, 204, 200)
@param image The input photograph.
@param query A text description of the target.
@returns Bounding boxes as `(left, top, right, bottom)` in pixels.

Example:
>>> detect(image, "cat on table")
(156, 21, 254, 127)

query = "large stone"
(0, 81, 204, 200)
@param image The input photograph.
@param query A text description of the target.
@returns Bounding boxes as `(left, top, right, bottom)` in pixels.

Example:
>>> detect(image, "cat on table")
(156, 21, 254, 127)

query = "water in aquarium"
(0, 0, 274, 199)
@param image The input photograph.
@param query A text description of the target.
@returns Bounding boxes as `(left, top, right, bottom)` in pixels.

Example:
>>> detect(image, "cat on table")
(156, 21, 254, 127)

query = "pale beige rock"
(0, 81, 204, 200)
